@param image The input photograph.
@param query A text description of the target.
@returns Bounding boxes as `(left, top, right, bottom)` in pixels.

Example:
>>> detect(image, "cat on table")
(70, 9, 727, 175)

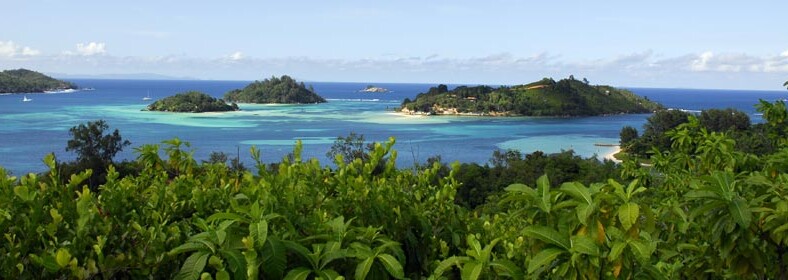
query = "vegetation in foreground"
(400, 77, 663, 116)
(147, 91, 239, 113)
(1, 97, 787, 278)
(0, 69, 77, 93)
(224, 75, 326, 104)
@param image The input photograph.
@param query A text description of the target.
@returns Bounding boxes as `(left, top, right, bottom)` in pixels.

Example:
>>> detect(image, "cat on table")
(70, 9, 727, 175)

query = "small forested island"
(360, 85, 389, 93)
(400, 77, 663, 116)
(224, 75, 326, 104)
(0, 69, 78, 93)
(146, 91, 239, 113)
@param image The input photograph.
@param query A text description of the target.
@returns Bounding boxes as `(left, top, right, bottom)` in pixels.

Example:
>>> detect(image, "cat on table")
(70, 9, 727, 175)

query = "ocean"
(1, 79, 785, 175)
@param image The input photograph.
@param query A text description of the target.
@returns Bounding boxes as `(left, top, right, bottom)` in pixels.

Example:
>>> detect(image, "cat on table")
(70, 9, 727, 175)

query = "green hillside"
(401, 77, 663, 116)
(0, 69, 77, 93)
(224, 75, 326, 104)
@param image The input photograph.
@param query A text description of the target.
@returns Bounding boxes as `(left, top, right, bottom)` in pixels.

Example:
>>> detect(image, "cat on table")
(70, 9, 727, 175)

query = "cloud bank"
(1, 41, 786, 90)
(0, 41, 40, 57)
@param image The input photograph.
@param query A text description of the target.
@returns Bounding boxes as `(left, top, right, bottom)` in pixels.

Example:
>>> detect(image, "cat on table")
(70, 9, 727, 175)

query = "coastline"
(604, 145, 622, 163)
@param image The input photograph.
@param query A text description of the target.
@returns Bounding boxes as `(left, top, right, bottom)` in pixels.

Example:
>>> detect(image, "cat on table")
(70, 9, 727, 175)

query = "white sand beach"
(604, 145, 622, 163)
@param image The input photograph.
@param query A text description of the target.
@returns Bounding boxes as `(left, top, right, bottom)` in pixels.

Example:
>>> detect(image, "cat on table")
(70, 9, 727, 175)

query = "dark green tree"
(66, 120, 130, 166)
(619, 126, 639, 146)
(698, 108, 750, 132)
(326, 133, 373, 164)
(64, 120, 131, 189)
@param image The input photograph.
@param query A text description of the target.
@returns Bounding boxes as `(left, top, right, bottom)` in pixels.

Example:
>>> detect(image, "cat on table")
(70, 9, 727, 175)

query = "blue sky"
(2, 1, 787, 90)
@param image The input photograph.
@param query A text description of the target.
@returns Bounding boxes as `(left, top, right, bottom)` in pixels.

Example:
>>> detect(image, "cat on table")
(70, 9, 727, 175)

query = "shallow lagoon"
(0, 79, 783, 174)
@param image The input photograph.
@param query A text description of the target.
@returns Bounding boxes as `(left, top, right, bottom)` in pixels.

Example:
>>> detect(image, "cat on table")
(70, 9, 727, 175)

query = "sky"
(1, 0, 787, 90)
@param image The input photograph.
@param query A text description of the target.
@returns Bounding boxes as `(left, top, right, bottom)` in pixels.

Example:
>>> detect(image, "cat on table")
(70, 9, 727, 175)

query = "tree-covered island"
(224, 75, 326, 104)
(0, 69, 78, 93)
(146, 91, 239, 113)
(400, 77, 663, 116)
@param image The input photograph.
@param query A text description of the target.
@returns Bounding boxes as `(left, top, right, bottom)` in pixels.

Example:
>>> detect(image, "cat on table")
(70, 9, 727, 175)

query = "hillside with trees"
(400, 77, 663, 116)
(223, 75, 326, 104)
(0, 69, 77, 93)
(147, 91, 239, 113)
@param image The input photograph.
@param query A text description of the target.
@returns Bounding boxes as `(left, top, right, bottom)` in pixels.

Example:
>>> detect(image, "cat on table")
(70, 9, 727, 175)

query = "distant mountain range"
(48, 72, 198, 80)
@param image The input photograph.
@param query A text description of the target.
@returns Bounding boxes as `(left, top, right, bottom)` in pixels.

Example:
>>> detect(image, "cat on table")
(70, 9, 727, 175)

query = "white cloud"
(0, 41, 40, 57)
(685, 51, 788, 73)
(75, 42, 106, 56)
(228, 51, 243, 61)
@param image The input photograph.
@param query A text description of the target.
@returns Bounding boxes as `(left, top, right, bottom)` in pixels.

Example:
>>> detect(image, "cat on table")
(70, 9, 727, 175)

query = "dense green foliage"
(400, 77, 663, 116)
(0, 69, 77, 93)
(2, 99, 787, 279)
(454, 150, 621, 209)
(224, 75, 326, 104)
(623, 108, 775, 157)
(147, 91, 239, 113)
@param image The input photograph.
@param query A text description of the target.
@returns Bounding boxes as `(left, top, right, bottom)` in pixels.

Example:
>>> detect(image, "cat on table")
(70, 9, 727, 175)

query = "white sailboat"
(22, 95, 32, 102)
(143, 91, 152, 101)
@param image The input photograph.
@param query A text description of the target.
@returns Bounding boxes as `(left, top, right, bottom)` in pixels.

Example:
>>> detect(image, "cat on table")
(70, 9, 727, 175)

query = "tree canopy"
(223, 75, 326, 104)
(147, 91, 239, 113)
(400, 77, 662, 116)
(0, 69, 77, 93)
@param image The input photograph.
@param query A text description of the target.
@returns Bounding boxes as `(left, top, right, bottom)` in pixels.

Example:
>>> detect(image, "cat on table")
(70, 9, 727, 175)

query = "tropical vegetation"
(147, 91, 239, 113)
(2, 95, 788, 278)
(400, 77, 663, 116)
(621, 107, 776, 157)
(224, 75, 326, 104)
(0, 69, 77, 93)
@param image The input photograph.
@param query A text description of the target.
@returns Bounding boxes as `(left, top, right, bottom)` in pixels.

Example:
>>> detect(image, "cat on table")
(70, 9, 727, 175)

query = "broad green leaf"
(174, 251, 210, 280)
(560, 182, 593, 205)
(461, 261, 483, 280)
(728, 197, 751, 227)
(489, 259, 523, 278)
(707, 171, 735, 200)
(206, 212, 245, 223)
(628, 240, 655, 263)
(527, 248, 564, 274)
(505, 183, 534, 195)
(55, 248, 71, 268)
(536, 175, 552, 213)
(216, 270, 230, 280)
(608, 242, 626, 261)
(354, 257, 374, 280)
(169, 242, 207, 256)
(220, 249, 247, 280)
(31, 254, 60, 272)
(618, 202, 639, 230)
(523, 226, 570, 250)
(262, 238, 286, 280)
(378, 254, 404, 279)
(250, 221, 268, 249)
(283, 267, 311, 280)
(317, 269, 342, 280)
(433, 256, 469, 277)
(570, 236, 599, 256)
(13, 185, 33, 201)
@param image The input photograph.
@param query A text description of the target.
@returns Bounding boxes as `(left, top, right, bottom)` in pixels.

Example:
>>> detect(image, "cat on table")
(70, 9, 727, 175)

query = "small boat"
(143, 91, 152, 101)
(22, 96, 32, 102)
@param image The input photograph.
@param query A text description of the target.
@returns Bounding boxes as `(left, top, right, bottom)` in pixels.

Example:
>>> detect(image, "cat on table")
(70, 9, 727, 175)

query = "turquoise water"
(1, 79, 785, 174)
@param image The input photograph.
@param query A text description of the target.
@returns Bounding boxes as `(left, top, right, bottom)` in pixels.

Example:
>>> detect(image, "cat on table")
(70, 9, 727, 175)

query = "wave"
(668, 108, 701, 113)
(43, 89, 79, 94)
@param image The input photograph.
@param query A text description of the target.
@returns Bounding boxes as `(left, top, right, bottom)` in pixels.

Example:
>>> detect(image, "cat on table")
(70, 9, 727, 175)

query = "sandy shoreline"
(604, 145, 622, 163)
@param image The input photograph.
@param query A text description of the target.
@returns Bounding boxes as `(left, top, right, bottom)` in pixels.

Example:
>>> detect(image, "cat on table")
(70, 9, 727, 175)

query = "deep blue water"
(0, 79, 785, 175)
